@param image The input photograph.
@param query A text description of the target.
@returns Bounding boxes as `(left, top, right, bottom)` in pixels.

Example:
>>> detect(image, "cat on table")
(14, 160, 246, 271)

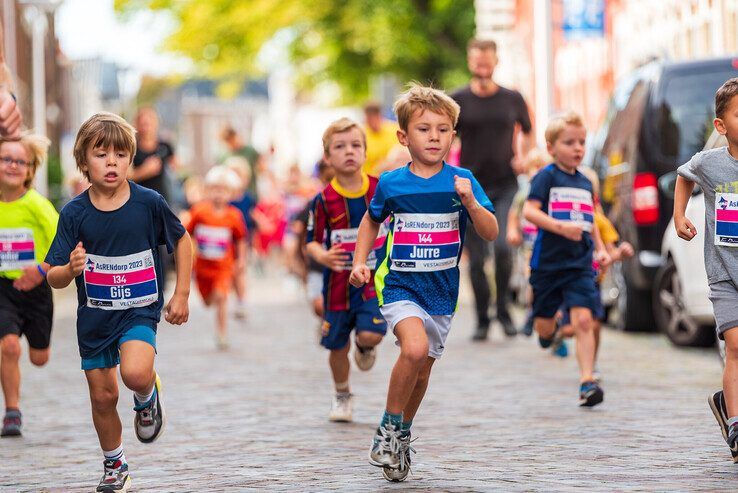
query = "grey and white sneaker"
(134, 374, 166, 443)
(1, 409, 22, 437)
(382, 431, 416, 482)
(369, 422, 401, 468)
(96, 459, 131, 492)
(328, 393, 353, 422)
(354, 343, 377, 371)
(708, 390, 738, 462)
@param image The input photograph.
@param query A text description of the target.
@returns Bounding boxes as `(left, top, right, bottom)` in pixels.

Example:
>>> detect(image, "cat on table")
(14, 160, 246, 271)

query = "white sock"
(103, 444, 125, 464)
(135, 386, 155, 404)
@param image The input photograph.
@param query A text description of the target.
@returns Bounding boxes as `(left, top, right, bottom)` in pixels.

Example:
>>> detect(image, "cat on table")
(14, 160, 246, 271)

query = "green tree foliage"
(115, 0, 475, 101)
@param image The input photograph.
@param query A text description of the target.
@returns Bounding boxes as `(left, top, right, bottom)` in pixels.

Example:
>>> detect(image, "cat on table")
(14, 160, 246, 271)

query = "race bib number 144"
(390, 212, 460, 272)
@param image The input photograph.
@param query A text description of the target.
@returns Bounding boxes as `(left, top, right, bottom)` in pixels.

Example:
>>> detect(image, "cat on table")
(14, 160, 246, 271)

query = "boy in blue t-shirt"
(46, 113, 193, 493)
(350, 84, 498, 482)
(522, 111, 610, 408)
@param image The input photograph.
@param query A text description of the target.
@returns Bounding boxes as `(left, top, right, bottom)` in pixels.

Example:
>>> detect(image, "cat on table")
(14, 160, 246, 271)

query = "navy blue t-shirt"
(528, 163, 594, 272)
(369, 163, 494, 315)
(46, 181, 185, 358)
(230, 192, 256, 232)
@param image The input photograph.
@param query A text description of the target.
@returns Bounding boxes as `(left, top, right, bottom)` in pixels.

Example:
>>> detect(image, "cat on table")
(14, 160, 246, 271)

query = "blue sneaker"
(520, 314, 534, 337)
(579, 381, 604, 407)
(1, 409, 21, 437)
(552, 339, 568, 358)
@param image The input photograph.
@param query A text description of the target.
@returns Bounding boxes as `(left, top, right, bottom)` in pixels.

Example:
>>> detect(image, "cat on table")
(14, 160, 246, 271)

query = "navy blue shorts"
(560, 282, 605, 325)
(321, 296, 387, 350)
(530, 269, 599, 319)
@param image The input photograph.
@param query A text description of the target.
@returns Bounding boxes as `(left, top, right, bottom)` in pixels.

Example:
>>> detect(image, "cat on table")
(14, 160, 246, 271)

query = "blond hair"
(522, 148, 551, 176)
(393, 83, 460, 131)
(0, 132, 51, 189)
(73, 112, 137, 179)
(545, 111, 585, 144)
(205, 165, 242, 190)
(322, 117, 366, 154)
(578, 166, 601, 197)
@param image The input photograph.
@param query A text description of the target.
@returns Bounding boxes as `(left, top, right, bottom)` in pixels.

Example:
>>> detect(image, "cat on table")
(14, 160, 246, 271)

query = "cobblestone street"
(1, 270, 736, 492)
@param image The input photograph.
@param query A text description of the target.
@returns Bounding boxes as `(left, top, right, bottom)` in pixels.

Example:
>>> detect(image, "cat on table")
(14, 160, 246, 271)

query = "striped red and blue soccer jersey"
(306, 173, 385, 312)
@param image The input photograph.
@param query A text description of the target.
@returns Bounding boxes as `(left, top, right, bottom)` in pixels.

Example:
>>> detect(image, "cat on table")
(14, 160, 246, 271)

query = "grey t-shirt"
(677, 146, 738, 285)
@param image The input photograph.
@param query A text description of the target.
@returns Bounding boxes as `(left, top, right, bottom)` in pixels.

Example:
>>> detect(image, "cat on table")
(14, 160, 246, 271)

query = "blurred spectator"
(362, 102, 399, 177)
(0, 57, 22, 138)
(224, 156, 257, 234)
(220, 125, 260, 200)
(130, 107, 180, 205)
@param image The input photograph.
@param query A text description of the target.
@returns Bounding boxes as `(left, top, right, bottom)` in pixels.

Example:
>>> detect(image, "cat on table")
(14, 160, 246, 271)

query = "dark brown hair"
(716, 78, 738, 119)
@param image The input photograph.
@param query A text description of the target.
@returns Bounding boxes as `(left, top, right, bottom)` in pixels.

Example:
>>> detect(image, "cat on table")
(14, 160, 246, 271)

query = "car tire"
(613, 264, 655, 331)
(653, 258, 715, 347)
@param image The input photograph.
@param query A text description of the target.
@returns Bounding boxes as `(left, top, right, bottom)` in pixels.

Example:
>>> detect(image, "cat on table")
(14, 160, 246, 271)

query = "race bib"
(715, 193, 738, 246)
(330, 224, 388, 270)
(390, 213, 460, 272)
(549, 187, 594, 232)
(194, 224, 232, 260)
(521, 219, 538, 247)
(0, 228, 35, 271)
(83, 250, 158, 310)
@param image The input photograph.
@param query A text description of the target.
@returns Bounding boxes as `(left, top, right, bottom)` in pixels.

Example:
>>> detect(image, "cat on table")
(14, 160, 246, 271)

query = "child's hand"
(595, 248, 612, 268)
(165, 292, 189, 325)
(454, 175, 476, 209)
(68, 242, 86, 277)
(12, 264, 44, 291)
(617, 241, 634, 259)
(675, 216, 697, 241)
(322, 244, 350, 272)
(349, 263, 371, 287)
(558, 222, 583, 241)
(506, 228, 522, 247)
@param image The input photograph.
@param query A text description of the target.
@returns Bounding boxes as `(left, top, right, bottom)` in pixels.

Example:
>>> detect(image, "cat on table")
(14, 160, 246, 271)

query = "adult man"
(130, 107, 179, 205)
(452, 38, 534, 341)
(220, 125, 259, 200)
(362, 102, 399, 177)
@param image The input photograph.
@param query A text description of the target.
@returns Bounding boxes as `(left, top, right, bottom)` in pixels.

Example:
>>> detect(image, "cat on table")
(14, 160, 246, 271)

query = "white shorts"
(380, 300, 454, 359)
(306, 271, 323, 301)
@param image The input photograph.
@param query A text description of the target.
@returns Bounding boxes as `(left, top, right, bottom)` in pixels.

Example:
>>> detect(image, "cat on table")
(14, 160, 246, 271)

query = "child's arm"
(506, 206, 522, 247)
(306, 241, 349, 272)
(523, 199, 583, 241)
(235, 237, 247, 273)
(673, 175, 697, 241)
(590, 220, 611, 268)
(47, 242, 86, 289)
(164, 232, 192, 325)
(349, 213, 380, 287)
(454, 175, 498, 241)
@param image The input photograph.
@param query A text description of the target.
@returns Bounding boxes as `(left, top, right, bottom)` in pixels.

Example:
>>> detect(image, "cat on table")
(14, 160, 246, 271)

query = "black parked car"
(588, 57, 738, 331)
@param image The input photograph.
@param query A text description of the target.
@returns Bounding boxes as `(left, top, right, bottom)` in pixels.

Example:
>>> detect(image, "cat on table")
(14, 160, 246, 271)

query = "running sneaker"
(354, 343, 377, 371)
(134, 374, 166, 443)
(539, 321, 560, 349)
(369, 422, 401, 468)
(233, 301, 247, 320)
(498, 312, 517, 337)
(707, 390, 738, 462)
(520, 314, 534, 337)
(382, 430, 416, 482)
(552, 339, 568, 358)
(1, 409, 21, 437)
(96, 459, 131, 492)
(328, 393, 353, 422)
(579, 381, 604, 407)
(471, 324, 489, 342)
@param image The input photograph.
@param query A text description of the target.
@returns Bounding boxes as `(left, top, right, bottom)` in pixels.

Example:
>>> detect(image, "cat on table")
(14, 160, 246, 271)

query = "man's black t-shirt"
(133, 140, 175, 200)
(452, 85, 532, 190)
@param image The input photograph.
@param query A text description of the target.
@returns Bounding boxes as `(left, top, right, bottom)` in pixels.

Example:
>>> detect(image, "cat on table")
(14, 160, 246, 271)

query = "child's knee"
(90, 387, 118, 411)
(572, 310, 594, 332)
(401, 343, 428, 366)
(534, 318, 555, 338)
(29, 349, 49, 367)
(724, 329, 738, 358)
(356, 331, 382, 347)
(0, 335, 21, 360)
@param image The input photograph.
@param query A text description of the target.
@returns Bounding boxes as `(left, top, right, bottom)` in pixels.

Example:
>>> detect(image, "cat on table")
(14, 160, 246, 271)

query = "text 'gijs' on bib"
(83, 250, 158, 310)
(390, 212, 460, 272)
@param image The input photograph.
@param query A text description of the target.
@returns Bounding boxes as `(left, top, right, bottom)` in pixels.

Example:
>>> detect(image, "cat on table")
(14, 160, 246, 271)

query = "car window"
(654, 68, 738, 163)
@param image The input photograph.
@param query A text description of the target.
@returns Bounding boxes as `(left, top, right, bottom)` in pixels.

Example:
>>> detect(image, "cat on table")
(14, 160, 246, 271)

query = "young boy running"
(350, 85, 498, 481)
(674, 78, 738, 462)
(186, 166, 247, 350)
(522, 112, 611, 407)
(306, 118, 387, 423)
(0, 133, 57, 437)
(45, 112, 192, 492)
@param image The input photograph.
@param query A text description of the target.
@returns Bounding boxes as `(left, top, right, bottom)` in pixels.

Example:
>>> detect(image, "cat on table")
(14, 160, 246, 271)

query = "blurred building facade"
(476, 0, 738, 139)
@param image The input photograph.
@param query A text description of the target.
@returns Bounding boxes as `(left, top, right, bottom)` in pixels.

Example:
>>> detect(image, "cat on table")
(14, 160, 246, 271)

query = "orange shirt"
(186, 201, 247, 275)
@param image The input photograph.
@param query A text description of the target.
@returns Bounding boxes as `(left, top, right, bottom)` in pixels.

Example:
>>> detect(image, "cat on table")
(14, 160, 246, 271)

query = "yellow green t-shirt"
(363, 121, 399, 177)
(0, 189, 59, 280)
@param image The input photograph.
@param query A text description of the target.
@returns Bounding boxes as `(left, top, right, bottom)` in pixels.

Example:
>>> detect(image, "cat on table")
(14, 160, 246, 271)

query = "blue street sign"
(563, 0, 605, 40)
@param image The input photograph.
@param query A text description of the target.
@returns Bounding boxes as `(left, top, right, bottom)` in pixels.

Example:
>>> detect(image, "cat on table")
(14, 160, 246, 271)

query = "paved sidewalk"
(0, 271, 734, 492)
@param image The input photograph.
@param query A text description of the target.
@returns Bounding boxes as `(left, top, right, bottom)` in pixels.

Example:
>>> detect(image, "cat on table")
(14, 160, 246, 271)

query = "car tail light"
(632, 172, 659, 225)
